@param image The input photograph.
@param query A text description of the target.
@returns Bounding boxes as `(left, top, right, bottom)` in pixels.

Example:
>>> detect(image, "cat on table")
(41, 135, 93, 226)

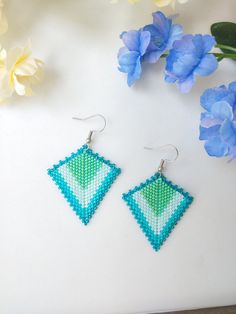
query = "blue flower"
(199, 81, 236, 160)
(118, 11, 183, 86)
(143, 11, 183, 63)
(118, 30, 151, 86)
(165, 34, 218, 93)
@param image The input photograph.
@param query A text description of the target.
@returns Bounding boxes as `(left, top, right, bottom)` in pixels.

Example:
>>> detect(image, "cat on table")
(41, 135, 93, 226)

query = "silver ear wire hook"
(72, 114, 107, 146)
(144, 144, 179, 173)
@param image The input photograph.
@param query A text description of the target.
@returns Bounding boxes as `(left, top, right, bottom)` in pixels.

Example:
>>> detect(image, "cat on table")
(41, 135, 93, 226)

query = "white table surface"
(1, 0, 236, 313)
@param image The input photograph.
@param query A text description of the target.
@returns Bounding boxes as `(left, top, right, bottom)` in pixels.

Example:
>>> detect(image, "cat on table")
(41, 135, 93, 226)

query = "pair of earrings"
(48, 114, 193, 251)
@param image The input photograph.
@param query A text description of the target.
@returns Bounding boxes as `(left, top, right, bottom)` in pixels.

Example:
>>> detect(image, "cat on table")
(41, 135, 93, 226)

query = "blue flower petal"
(229, 81, 236, 93)
(192, 34, 206, 57)
(228, 146, 236, 160)
(118, 50, 143, 86)
(194, 54, 218, 76)
(127, 57, 142, 87)
(172, 34, 194, 53)
(152, 11, 171, 39)
(229, 81, 236, 94)
(211, 101, 234, 120)
(200, 86, 232, 111)
(143, 24, 166, 50)
(121, 30, 141, 52)
(118, 28, 151, 86)
(220, 119, 236, 146)
(118, 47, 129, 58)
(199, 125, 220, 140)
(200, 112, 222, 128)
(165, 73, 177, 83)
(202, 34, 216, 54)
(143, 49, 164, 63)
(165, 34, 217, 93)
(204, 136, 229, 157)
(166, 24, 183, 50)
(200, 81, 236, 159)
(143, 11, 183, 64)
(177, 75, 195, 93)
(139, 31, 151, 56)
(166, 49, 197, 80)
(118, 51, 140, 74)
(121, 30, 150, 56)
(173, 54, 197, 77)
(142, 24, 165, 64)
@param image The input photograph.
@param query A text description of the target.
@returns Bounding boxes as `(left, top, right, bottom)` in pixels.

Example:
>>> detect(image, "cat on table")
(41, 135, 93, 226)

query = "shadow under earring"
(48, 114, 121, 225)
(122, 145, 193, 251)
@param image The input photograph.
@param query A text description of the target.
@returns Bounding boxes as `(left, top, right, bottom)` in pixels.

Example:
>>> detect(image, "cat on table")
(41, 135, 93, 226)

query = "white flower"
(0, 41, 43, 101)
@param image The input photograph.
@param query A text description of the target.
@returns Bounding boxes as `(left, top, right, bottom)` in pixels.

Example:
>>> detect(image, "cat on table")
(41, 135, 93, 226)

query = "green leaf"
(211, 22, 236, 54)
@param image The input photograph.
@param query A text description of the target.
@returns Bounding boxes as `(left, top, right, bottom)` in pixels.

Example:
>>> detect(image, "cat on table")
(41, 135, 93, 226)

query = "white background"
(0, 0, 236, 313)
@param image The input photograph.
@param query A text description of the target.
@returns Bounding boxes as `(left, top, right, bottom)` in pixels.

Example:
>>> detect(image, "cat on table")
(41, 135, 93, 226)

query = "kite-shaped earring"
(122, 144, 193, 251)
(48, 114, 121, 225)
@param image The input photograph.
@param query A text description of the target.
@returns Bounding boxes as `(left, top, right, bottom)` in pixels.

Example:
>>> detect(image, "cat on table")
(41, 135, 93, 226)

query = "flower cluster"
(118, 11, 218, 92)
(199, 82, 236, 160)
(118, 11, 183, 87)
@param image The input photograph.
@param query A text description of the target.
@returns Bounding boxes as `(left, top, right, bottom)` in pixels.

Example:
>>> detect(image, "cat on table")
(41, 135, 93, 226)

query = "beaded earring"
(122, 144, 193, 251)
(48, 114, 121, 225)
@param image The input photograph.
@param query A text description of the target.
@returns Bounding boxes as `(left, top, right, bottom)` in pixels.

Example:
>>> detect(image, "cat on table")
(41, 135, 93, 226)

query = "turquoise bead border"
(122, 172, 193, 251)
(48, 144, 121, 225)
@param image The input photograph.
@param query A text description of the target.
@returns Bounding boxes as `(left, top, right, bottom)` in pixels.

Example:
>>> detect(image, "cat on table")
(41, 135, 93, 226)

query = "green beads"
(67, 152, 103, 189)
(123, 172, 193, 251)
(48, 145, 121, 225)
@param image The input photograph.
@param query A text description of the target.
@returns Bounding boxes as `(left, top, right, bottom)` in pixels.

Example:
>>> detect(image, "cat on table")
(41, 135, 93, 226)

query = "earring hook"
(72, 114, 107, 145)
(144, 144, 179, 173)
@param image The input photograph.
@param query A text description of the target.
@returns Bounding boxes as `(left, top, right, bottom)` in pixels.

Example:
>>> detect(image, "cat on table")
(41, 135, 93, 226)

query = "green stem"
(160, 52, 236, 61)
(217, 56, 224, 62)
(215, 44, 236, 53)
(212, 52, 236, 60)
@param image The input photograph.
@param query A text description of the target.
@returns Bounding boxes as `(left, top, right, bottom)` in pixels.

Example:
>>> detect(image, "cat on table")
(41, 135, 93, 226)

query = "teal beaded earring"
(48, 114, 121, 225)
(122, 144, 193, 251)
